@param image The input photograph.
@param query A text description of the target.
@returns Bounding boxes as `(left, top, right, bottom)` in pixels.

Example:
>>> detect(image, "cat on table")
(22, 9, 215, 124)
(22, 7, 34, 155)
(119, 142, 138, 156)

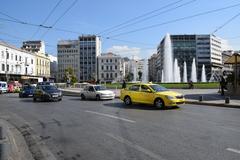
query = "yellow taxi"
(120, 83, 185, 109)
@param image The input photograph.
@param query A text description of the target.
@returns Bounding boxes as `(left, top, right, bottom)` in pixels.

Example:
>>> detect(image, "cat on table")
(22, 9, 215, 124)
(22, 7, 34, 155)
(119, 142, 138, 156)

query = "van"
(0, 81, 8, 94)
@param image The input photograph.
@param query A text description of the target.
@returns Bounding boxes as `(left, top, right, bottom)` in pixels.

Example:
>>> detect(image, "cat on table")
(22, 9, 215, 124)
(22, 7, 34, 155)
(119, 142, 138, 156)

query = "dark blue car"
(19, 85, 36, 98)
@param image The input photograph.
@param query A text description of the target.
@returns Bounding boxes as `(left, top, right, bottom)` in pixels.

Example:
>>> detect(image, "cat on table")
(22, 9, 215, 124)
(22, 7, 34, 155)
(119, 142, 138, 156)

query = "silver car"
(80, 85, 115, 100)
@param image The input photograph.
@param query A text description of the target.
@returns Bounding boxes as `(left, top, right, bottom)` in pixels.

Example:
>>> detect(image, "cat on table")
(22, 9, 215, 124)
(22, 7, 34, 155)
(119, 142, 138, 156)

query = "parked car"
(33, 85, 62, 102)
(7, 83, 15, 93)
(120, 83, 185, 109)
(80, 85, 115, 100)
(8, 81, 22, 93)
(19, 85, 36, 98)
(0, 81, 8, 94)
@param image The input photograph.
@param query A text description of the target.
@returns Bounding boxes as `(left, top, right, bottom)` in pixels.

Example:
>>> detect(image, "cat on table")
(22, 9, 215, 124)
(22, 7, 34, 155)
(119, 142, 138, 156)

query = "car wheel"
(58, 98, 62, 101)
(154, 98, 165, 109)
(80, 94, 85, 100)
(124, 96, 132, 105)
(96, 95, 100, 101)
(33, 97, 37, 102)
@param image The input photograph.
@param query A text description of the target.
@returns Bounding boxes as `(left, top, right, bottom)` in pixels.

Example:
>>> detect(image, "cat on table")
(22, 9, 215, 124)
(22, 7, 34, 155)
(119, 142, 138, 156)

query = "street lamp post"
(5, 48, 8, 82)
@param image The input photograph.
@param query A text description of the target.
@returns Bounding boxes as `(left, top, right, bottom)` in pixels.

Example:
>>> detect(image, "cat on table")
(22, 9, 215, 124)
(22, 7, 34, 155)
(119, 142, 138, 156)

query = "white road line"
(226, 148, 240, 154)
(85, 110, 136, 123)
(106, 133, 166, 160)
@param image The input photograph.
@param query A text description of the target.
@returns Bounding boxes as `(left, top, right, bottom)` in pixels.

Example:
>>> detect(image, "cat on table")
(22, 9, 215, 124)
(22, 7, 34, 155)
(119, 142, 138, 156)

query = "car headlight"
(166, 95, 175, 100)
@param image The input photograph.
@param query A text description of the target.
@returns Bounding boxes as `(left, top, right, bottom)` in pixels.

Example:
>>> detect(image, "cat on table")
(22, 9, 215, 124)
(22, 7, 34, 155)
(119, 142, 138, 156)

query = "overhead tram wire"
(103, 0, 197, 36)
(107, 2, 240, 38)
(0, 17, 52, 28)
(0, 11, 23, 23)
(30, 0, 64, 39)
(97, 0, 185, 35)
(40, 0, 78, 38)
(212, 11, 240, 34)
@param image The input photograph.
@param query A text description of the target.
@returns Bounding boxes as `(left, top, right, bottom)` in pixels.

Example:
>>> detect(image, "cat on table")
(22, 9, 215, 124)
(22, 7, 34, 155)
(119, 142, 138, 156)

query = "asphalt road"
(0, 94, 240, 160)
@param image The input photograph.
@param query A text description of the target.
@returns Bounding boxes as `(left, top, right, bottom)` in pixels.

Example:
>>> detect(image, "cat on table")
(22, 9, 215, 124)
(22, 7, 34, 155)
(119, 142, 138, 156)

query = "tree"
(125, 72, 133, 82)
(138, 71, 142, 81)
(64, 67, 77, 85)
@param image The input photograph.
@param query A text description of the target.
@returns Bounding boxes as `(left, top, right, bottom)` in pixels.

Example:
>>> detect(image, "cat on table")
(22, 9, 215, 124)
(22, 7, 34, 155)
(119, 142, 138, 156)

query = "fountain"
(161, 70, 164, 82)
(183, 61, 187, 82)
(163, 33, 173, 82)
(173, 59, 181, 82)
(201, 64, 207, 82)
(191, 58, 197, 82)
(131, 60, 137, 82)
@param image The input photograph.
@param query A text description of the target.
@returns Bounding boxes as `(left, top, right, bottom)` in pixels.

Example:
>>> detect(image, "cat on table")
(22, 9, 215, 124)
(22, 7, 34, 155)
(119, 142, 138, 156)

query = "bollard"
(225, 97, 230, 104)
(199, 95, 203, 102)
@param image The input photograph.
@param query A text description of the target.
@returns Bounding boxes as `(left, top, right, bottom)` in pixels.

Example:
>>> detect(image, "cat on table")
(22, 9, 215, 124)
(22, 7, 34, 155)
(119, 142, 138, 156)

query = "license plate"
(52, 95, 58, 98)
(29, 94, 33, 97)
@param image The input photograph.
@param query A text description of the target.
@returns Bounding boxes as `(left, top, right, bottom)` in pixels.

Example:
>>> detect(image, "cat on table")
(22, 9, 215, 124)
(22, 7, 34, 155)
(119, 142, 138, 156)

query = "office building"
(57, 35, 101, 82)
(148, 54, 157, 82)
(156, 34, 226, 81)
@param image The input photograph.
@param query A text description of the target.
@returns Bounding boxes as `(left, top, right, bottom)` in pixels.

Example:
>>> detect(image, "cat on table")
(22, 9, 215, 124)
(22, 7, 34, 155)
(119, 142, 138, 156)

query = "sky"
(0, 0, 240, 59)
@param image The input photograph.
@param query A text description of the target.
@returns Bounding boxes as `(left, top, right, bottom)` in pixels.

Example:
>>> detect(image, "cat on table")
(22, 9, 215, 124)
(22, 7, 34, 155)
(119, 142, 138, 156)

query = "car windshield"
(149, 84, 168, 92)
(23, 86, 35, 90)
(94, 85, 106, 91)
(41, 85, 58, 91)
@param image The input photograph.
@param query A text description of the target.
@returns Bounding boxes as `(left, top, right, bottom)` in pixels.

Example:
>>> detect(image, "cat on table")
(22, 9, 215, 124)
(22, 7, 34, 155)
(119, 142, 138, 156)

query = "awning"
(224, 53, 240, 64)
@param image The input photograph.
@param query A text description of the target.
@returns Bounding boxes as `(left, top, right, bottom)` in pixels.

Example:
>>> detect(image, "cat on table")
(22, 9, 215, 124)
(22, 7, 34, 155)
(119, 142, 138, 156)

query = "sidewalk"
(0, 119, 34, 160)
(61, 88, 240, 108)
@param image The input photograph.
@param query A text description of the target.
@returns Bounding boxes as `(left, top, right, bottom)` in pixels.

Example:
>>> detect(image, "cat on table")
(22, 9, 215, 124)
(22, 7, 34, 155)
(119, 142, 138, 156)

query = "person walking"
(122, 80, 126, 89)
(220, 75, 226, 96)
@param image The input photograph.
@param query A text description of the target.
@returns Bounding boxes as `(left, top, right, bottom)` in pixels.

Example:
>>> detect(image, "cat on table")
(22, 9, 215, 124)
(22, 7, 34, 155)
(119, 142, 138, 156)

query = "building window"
(101, 73, 104, 78)
(31, 59, 33, 64)
(101, 59, 103, 63)
(110, 66, 112, 70)
(19, 56, 21, 61)
(106, 66, 109, 70)
(115, 65, 117, 69)
(15, 55, 17, 61)
(115, 73, 117, 78)
(7, 64, 9, 71)
(2, 64, 5, 71)
(106, 59, 108, 63)
(115, 59, 117, 63)
(102, 65, 104, 70)
(110, 73, 113, 78)
(110, 59, 112, 62)
(7, 52, 9, 59)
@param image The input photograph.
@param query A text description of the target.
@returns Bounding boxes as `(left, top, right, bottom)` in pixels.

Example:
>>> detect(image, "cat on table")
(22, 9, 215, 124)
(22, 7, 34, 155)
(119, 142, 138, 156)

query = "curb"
(185, 100, 240, 109)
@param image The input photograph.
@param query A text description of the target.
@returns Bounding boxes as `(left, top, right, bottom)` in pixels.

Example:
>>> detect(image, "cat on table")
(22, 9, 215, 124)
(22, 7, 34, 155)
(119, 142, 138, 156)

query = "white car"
(80, 85, 115, 100)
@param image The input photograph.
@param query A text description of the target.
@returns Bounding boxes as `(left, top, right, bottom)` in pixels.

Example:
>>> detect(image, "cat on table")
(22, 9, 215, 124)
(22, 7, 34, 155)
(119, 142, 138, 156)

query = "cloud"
(107, 45, 141, 59)
(106, 45, 156, 59)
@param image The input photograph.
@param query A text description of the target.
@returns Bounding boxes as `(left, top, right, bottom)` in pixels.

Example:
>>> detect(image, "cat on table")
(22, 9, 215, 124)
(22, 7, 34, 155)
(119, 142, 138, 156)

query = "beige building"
(98, 52, 124, 82)
(35, 52, 50, 78)
(22, 40, 45, 53)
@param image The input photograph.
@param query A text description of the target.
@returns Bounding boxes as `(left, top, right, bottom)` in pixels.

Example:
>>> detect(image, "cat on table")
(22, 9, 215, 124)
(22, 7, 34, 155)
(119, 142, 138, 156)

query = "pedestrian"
(220, 75, 226, 96)
(188, 80, 194, 89)
(122, 80, 126, 89)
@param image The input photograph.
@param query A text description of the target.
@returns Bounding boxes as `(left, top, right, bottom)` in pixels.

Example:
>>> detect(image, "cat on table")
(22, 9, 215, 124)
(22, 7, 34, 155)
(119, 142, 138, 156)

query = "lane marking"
(226, 148, 240, 154)
(85, 110, 136, 123)
(106, 133, 166, 160)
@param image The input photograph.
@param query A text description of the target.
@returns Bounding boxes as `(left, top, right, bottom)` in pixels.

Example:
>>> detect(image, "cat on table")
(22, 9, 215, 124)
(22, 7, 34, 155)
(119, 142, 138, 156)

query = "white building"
(0, 41, 36, 82)
(98, 52, 124, 82)
(48, 54, 58, 81)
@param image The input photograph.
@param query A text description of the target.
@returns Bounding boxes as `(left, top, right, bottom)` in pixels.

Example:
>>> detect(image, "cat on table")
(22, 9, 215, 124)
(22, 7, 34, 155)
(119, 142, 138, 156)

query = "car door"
(128, 85, 140, 103)
(88, 86, 96, 99)
(139, 85, 155, 104)
(34, 86, 42, 98)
